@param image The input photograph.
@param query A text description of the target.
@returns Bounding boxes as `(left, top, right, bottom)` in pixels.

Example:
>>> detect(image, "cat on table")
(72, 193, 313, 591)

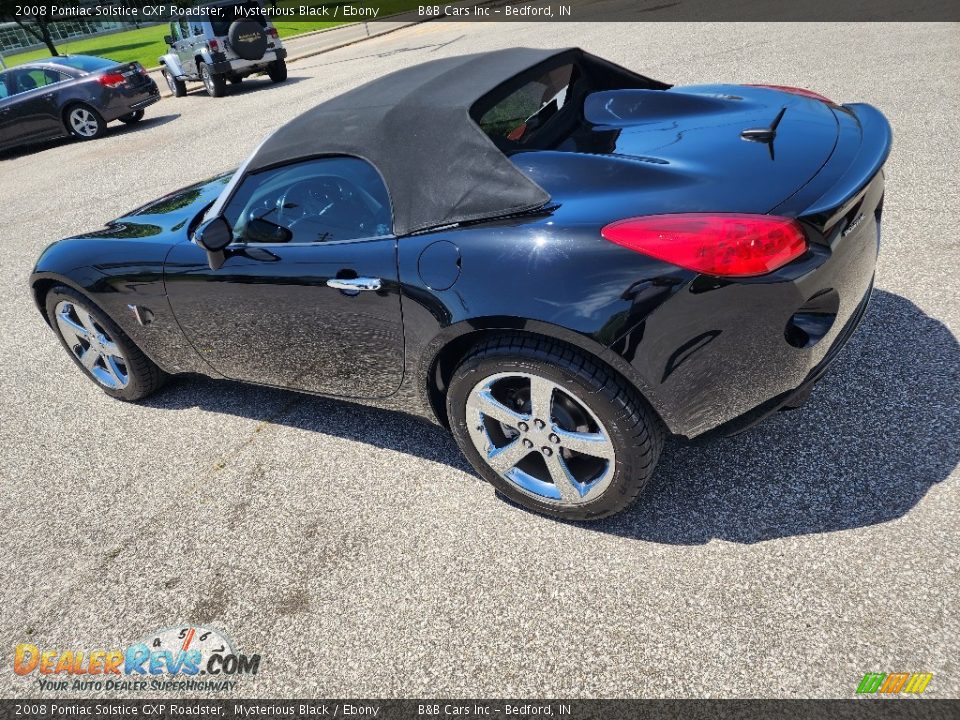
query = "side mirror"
(164, 35, 174, 45)
(195, 217, 232, 270)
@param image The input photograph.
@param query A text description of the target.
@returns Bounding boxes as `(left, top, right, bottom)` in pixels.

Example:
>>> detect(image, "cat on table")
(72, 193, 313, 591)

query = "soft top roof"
(244, 47, 664, 236)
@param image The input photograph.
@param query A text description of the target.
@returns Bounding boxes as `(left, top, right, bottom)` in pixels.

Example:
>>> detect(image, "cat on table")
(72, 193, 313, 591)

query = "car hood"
(100, 172, 234, 239)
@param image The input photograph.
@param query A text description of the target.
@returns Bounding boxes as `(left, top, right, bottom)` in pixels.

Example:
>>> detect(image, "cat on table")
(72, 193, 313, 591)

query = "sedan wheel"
(46, 286, 166, 401)
(447, 336, 663, 520)
(119, 109, 145, 124)
(66, 105, 105, 140)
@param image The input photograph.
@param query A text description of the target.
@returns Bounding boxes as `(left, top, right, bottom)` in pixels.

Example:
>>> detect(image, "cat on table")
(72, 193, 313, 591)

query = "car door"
(0, 73, 14, 149)
(178, 19, 207, 77)
(173, 18, 199, 77)
(0, 67, 65, 145)
(164, 156, 404, 399)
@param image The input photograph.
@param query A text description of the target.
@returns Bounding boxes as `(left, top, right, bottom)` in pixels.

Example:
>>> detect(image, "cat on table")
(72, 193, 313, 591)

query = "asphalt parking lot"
(1, 21, 957, 699)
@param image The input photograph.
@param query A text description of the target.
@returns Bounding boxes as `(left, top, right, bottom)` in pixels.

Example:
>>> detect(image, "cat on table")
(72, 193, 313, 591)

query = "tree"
(0, 1, 60, 56)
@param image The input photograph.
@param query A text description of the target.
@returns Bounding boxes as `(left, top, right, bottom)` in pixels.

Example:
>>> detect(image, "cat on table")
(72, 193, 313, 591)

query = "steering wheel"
(274, 177, 381, 241)
(276, 178, 343, 226)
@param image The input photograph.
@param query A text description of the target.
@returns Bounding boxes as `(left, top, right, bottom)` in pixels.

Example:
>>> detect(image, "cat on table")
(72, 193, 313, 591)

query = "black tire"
(267, 58, 287, 83)
(119, 109, 144, 124)
(199, 63, 227, 98)
(163, 69, 187, 98)
(45, 285, 167, 402)
(64, 104, 106, 141)
(446, 335, 663, 521)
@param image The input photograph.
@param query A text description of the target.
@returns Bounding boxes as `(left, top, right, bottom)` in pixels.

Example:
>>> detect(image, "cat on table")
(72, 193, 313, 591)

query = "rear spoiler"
(773, 103, 892, 228)
(805, 104, 892, 218)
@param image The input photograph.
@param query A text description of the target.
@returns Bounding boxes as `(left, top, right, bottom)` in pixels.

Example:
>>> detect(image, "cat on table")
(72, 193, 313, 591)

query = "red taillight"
(746, 84, 835, 105)
(98, 72, 126, 88)
(267, 27, 278, 39)
(600, 214, 807, 277)
(208, 38, 221, 52)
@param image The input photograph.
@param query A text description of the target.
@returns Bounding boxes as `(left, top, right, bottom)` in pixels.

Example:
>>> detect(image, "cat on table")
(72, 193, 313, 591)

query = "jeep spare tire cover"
(228, 21, 268, 61)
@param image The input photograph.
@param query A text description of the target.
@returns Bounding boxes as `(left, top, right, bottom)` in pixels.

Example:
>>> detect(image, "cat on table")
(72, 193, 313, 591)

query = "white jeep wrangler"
(159, 0, 287, 98)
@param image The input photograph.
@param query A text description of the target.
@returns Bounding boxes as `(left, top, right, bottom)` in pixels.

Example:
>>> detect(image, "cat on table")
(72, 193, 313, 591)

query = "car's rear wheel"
(45, 286, 167, 401)
(268, 58, 287, 83)
(65, 104, 106, 141)
(163, 69, 187, 97)
(119, 109, 144, 124)
(200, 63, 226, 97)
(447, 336, 663, 521)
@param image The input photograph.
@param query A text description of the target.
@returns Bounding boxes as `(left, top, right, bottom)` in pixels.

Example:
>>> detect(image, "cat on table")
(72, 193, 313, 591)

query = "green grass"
(0, 22, 344, 70)
(0, 1, 422, 70)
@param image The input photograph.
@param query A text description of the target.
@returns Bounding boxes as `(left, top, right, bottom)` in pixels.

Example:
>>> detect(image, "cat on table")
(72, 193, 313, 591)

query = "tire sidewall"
(45, 287, 153, 402)
(200, 64, 225, 97)
(164, 70, 186, 97)
(447, 348, 657, 520)
(65, 104, 105, 140)
(268, 59, 287, 82)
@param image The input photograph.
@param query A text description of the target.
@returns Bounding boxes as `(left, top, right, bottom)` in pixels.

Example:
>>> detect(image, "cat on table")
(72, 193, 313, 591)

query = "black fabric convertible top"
(244, 47, 664, 236)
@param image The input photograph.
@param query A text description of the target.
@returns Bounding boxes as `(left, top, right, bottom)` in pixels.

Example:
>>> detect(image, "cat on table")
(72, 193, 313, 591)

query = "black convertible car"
(31, 48, 890, 520)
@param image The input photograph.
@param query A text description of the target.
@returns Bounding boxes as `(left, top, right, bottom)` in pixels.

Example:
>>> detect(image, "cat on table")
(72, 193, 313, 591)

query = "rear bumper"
(209, 48, 286, 75)
(100, 79, 160, 121)
(702, 277, 874, 438)
(619, 173, 884, 439)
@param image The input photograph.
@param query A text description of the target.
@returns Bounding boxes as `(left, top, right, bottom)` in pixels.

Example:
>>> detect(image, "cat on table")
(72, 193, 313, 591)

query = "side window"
(178, 19, 190, 39)
(0, 74, 10, 100)
(475, 63, 576, 144)
(223, 157, 392, 245)
(6, 68, 63, 95)
(170, 21, 182, 42)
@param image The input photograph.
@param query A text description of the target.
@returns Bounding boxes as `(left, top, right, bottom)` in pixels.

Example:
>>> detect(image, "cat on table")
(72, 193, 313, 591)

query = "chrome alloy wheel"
(54, 301, 129, 389)
(200, 65, 214, 94)
(68, 107, 99, 138)
(465, 372, 616, 505)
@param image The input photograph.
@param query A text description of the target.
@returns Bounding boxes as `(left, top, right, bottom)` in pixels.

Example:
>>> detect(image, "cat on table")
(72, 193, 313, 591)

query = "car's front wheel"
(65, 104, 106, 141)
(45, 286, 167, 401)
(200, 63, 227, 97)
(268, 58, 287, 83)
(163, 69, 187, 97)
(447, 336, 663, 521)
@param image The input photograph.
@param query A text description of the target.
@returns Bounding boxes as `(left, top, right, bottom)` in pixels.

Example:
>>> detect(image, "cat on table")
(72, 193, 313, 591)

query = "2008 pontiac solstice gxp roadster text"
(31, 48, 891, 520)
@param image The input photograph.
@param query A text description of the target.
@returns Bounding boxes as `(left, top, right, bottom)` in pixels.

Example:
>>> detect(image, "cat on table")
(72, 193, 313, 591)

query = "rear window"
(475, 64, 576, 145)
(207, 2, 267, 35)
(53, 56, 117, 72)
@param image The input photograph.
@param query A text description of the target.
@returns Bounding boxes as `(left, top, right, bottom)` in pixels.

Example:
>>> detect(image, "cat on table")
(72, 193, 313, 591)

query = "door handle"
(326, 277, 381, 292)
